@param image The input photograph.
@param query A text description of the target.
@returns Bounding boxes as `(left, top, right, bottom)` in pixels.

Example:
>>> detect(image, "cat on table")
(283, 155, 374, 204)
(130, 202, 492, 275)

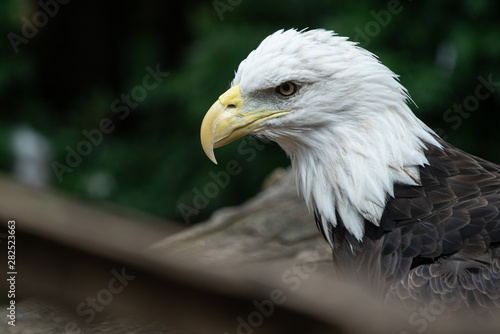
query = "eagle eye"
(276, 81, 298, 96)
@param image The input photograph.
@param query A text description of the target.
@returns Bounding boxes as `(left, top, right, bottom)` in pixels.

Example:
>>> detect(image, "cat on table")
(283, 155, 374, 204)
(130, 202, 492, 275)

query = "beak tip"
(201, 140, 218, 164)
(208, 154, 218, 165)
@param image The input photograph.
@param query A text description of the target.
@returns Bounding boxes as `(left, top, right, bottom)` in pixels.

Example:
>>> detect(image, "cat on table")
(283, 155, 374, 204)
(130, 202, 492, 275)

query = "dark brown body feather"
(316, 138, 500, 313)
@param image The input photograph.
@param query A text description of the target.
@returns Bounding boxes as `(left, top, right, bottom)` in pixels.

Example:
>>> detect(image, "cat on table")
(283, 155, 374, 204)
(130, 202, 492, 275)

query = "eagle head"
(200, 29, 440, 243)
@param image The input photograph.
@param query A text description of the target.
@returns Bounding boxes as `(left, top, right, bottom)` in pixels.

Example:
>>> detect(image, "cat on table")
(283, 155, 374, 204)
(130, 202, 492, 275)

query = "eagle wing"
(381, 139, 500, 313)
(321, 138, 500, 313)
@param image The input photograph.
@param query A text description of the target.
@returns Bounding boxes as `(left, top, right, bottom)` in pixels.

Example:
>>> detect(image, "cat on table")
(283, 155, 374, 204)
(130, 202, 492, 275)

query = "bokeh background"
(1, 0, 499, 226)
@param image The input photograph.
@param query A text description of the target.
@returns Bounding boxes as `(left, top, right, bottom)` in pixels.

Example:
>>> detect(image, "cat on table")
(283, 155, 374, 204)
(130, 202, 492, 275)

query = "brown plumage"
(199, 29, 500, 315)
(318, 138, 500, 313)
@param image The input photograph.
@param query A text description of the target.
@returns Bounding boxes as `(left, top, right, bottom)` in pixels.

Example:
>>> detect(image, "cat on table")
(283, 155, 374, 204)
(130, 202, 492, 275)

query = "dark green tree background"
(1, 0, 499, 225)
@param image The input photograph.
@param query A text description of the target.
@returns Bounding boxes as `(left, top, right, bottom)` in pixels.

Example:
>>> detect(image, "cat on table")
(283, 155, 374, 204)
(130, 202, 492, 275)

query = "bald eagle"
(200, 29, 500, 313)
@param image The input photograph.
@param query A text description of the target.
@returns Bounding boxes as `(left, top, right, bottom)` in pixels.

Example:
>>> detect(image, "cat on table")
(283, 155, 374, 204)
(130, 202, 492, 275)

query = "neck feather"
(281, 103, 440, 244)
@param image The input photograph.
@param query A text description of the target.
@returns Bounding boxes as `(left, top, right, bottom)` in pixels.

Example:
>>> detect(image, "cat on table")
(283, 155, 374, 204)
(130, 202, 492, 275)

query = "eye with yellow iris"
(276, 81, 298, 96)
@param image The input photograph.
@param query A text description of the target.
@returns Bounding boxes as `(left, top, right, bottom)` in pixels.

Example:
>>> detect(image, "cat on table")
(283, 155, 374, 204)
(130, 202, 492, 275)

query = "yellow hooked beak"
(200, 84, 291, 164)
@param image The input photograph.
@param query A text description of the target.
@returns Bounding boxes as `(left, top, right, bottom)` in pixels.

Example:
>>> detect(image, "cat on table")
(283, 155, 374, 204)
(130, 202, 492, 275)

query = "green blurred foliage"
(1, 0, 499, 225)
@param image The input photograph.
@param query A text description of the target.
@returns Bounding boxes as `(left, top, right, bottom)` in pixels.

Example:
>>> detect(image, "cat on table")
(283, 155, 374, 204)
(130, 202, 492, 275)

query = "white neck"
(235, 29, 443, 244)
(277, 101, 440, 244)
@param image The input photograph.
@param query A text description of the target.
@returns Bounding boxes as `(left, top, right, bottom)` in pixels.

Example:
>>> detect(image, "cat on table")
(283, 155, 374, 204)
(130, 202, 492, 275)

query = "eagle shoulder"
(318, 138, 500, 311)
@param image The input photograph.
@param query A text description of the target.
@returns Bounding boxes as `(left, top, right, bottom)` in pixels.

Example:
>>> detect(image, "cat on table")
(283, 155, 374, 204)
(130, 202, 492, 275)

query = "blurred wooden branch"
(0, 169, 499, 333)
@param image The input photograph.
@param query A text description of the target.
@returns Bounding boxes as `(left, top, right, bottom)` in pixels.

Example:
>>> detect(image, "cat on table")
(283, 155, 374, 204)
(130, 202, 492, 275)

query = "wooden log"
(1, 170, 499, 333)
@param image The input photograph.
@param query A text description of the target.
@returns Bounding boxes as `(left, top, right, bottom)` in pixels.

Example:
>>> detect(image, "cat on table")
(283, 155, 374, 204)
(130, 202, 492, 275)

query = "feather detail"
(228, 28, 500, 313)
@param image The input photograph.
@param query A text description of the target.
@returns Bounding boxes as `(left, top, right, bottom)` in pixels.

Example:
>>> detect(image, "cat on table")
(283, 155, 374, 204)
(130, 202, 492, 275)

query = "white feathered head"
(201, 29, 439, 242)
